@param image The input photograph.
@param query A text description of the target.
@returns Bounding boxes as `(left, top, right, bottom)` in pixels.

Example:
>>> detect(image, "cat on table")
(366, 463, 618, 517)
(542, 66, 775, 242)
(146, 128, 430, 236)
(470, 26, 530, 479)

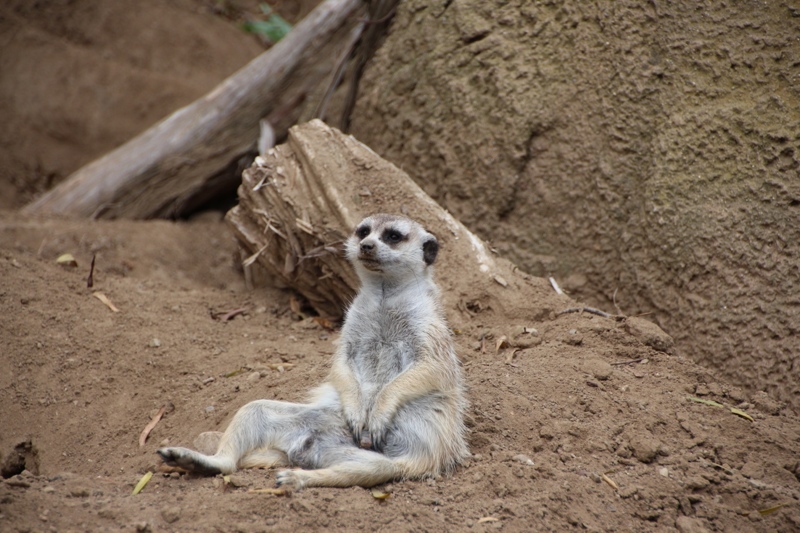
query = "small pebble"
(584, 358, 613, 381)
(511, 454, 534, 466)
(5, 477, 30, 488)
(227, 474, 250, 488)
(161, 506, 181, 524)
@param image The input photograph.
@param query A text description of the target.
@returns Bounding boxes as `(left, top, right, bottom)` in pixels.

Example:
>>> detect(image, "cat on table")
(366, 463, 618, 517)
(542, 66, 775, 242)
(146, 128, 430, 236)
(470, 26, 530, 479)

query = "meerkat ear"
(422, 236, 439, 266)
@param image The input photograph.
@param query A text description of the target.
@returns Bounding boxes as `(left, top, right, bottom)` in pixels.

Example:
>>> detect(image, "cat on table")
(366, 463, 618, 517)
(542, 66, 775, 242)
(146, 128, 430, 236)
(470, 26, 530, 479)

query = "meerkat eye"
(355, 225, 371, 239)
(382, 229, 405, 244)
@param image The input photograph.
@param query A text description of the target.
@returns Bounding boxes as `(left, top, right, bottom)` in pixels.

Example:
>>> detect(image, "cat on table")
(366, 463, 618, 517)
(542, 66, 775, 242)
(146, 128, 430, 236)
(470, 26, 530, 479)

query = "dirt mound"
(2, 211, 800, 531)
(0, 0, 264, 210)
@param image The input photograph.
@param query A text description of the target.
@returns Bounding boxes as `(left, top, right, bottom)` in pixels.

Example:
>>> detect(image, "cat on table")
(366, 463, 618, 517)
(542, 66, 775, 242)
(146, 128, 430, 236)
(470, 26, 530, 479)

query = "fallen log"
(23, 0, 364, 220)
(226, 120, 559, 321)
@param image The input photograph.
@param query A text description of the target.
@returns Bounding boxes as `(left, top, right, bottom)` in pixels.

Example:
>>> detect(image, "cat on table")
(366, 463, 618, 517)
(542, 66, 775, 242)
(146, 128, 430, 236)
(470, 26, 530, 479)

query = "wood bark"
(23, 0, 364, 219)
(226, 120, 553, 321)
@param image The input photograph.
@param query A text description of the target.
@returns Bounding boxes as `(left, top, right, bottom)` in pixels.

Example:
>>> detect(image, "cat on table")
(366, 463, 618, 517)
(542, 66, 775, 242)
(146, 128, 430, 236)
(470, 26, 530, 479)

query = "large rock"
(351, 0, 800, 408)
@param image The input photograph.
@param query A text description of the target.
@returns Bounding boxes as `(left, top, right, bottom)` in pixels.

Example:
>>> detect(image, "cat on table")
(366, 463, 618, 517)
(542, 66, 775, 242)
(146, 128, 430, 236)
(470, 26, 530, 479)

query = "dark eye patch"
(355, 225, 371, 239)
(381, 228, 407, 245)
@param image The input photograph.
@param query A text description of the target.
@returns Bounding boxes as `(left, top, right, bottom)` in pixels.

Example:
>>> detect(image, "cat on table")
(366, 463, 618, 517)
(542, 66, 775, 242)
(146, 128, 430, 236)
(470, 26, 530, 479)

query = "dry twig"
(139, 405, 167, 447)
(611, 358, 644, 366)
(548, 277, 563, 295)
(87, 254, 96, 288)
(557, 307, 617, 319)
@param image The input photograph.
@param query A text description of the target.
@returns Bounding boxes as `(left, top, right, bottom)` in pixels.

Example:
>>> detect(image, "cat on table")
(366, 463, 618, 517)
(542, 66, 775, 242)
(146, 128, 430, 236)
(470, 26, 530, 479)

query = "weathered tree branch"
(23, 0, 364, 219)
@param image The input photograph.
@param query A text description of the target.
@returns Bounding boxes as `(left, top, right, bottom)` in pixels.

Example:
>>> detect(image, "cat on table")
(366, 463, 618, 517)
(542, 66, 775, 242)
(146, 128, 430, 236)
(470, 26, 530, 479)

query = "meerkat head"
(345, 214, 439, 282)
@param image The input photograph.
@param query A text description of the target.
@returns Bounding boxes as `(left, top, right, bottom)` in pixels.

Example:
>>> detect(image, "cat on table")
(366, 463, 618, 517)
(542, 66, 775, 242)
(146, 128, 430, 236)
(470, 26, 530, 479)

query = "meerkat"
(157, 214, 468, 489)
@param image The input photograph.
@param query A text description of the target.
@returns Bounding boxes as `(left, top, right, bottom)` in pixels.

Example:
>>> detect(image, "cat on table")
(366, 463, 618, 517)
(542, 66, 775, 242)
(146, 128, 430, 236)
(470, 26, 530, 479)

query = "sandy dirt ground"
(2, 212, 800, 533)
(2, 1, 800, 532)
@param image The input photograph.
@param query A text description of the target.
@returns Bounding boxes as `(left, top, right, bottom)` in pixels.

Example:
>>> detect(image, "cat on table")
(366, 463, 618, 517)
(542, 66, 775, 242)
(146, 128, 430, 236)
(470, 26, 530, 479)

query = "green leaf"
(242, 11, 292, 43)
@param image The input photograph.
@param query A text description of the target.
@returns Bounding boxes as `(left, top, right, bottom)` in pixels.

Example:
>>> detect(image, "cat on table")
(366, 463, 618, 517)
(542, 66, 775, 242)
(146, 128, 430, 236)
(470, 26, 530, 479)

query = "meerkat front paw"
(344, 410, 369, 447)
(275, 469, 308, 490)
(365, 417, 389, 452)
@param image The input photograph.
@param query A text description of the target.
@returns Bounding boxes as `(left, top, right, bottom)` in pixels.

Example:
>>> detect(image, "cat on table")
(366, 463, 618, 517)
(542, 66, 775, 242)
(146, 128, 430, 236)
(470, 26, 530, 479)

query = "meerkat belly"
(345, 308, 419, 398)
(350, 336, 414, 397)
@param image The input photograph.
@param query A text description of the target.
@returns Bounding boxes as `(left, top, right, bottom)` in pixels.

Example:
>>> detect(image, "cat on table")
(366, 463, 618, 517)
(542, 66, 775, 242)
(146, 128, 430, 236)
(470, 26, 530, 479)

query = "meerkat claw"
(275, 469, 304, 490)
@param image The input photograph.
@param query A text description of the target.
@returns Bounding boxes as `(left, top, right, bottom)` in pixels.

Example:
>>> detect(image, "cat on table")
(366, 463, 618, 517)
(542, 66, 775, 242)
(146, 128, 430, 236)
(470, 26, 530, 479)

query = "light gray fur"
(158, 214, 469, 489)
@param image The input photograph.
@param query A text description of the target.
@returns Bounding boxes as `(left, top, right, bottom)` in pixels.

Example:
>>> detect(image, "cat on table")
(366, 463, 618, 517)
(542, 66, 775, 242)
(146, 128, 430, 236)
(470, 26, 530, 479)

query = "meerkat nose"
(360, 242, 375, 252)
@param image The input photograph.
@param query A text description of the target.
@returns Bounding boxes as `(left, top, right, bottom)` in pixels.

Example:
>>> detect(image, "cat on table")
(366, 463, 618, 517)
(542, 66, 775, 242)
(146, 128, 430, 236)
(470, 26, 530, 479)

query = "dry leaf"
(131, 471, 153, 495)
(702, 460, 735, 475)
(493, 274, 508, 287)
(139, 405, 167, 447)
(247, 488, 288, 496)
(224, 368, 246, 378)
(495, 335, 509, 353)
(601, 473, 619, 491)
(264, 363, 295, 371)
(243, 244, 268, 267)
(93, 292, 119, 312)
(730, 407, 754, 422)
(214, 308, 247, 321)
(371, 490, 391, 500)
(757, 504, 784, 516)
(687, 396, 724, 408)
(56, 253, 78, 267)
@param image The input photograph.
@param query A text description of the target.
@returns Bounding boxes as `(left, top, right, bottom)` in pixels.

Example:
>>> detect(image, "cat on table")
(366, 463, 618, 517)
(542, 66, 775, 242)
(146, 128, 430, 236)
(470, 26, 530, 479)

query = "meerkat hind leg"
(239, 447, 289, 470)
(158, 399, 338, 475)
(276, 449, 403, 489)
(157, 447, 231, 476)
